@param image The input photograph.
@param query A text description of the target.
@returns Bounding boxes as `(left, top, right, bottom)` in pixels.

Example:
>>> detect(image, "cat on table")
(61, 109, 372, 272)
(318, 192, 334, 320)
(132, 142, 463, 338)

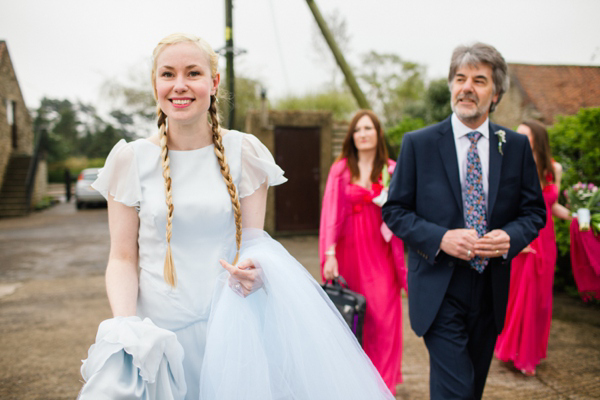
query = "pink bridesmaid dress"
(319, 159, 406, 394)
(495, 180, 558, 372)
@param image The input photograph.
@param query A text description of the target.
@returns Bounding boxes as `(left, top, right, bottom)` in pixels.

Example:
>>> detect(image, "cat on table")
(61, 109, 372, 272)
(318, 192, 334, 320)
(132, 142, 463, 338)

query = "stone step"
(0, 196, 27, 205)
(4, 168, 28, 175)
(2, 182, 27, 190)
(4, 156, 31, 172)
(0, 186, 27, 195)
(2, 176, 27, 186)
(0, 202, 28, 211)
(0, 208, 29, 217)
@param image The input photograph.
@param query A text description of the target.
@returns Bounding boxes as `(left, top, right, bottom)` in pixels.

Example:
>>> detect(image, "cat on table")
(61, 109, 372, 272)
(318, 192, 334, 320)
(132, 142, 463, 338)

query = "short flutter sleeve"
(92, 139, 142, 208)
(239, 133, 287, 198)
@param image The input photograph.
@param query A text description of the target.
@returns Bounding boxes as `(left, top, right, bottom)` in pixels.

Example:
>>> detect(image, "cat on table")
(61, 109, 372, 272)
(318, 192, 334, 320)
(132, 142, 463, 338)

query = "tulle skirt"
(80, 229, 393, 399)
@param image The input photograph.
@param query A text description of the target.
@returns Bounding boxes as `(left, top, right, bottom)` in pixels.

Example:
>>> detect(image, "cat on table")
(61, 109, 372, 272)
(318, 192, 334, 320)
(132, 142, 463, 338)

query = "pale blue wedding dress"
(79, 130, 394, 399)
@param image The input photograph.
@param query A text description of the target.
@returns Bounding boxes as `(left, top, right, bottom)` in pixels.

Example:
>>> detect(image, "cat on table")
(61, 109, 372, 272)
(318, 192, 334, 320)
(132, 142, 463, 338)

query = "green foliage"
(383, 78, 451, 153)
(358, 51, 426, 126)
(548, 107, 600, 294)
(221, 75, 265, 131)
(553, 217, 577, 294)
(386, 117, 427, 151)
(47, 157, 107, 183)
(34, 96, 134, 163)
(101, 70, 156, 121)
(34, 195, 58, 211)
(424, 78, 452, 123)
(549, 107, 600, 187)
(274, 88, 357, 120)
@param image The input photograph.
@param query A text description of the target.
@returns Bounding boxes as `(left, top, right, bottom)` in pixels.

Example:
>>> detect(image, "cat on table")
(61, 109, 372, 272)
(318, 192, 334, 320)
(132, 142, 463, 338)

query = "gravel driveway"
(1, 201, 599, 399)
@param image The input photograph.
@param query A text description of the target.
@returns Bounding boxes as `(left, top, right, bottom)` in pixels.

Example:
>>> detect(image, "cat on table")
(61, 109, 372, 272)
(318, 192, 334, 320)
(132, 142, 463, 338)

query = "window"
(6, 99, 14, 125)
(7, 100, 17, 149)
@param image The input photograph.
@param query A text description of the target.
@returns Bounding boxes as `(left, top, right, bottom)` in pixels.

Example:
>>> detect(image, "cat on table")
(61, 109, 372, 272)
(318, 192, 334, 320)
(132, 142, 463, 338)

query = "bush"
(385, 116, 427, 153)
(275, 89, 357, 120)
(548, 107, 600, 294)
(549, 107, 600, 186)
(47, 157, 106, 183)
(34, 195, 58, 211)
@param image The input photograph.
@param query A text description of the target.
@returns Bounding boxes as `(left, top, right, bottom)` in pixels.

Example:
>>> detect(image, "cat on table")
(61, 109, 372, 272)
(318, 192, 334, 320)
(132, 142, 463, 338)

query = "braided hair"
(152, 33, 242, 287)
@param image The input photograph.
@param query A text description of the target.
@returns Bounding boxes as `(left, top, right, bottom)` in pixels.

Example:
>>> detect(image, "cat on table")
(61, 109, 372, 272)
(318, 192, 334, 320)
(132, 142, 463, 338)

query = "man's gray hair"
(448, 43, 509, 112)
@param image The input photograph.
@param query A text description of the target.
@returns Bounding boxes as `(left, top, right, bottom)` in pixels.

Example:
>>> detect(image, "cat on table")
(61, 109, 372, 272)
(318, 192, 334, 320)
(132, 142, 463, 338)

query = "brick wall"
(0, 43, 35, 193)
(492, 73, 546, 129)
(32, 160, 48, 206)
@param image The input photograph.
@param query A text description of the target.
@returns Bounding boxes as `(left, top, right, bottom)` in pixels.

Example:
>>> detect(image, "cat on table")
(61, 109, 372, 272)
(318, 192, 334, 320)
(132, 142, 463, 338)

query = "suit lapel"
(487, 122, 502, 224)
(437, 118, 463, 215)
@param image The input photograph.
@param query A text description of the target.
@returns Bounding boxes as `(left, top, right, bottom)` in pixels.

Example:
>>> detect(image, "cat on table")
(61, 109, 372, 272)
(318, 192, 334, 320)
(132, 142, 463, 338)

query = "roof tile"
(509, 63, 600, 124)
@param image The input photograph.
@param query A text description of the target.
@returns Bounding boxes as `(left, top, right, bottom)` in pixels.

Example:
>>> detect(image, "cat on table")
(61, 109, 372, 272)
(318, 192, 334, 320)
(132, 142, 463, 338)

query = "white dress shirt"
(451, 113, 490, 210)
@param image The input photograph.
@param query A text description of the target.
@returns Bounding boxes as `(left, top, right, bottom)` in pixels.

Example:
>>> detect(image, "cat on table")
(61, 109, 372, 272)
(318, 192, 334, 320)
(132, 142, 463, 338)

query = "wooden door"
(274, 126, 320, 232)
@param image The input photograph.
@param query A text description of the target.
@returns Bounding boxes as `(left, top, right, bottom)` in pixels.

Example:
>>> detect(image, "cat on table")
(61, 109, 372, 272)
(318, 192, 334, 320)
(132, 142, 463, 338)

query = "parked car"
(74, 168, 106, 209)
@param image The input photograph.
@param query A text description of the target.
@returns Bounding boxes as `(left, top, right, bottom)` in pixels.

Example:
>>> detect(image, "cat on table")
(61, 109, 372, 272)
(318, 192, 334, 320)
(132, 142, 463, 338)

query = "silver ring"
(234, 283, 241, 290)
(496, 249, 500, 255)
(467, 250, 472, 257)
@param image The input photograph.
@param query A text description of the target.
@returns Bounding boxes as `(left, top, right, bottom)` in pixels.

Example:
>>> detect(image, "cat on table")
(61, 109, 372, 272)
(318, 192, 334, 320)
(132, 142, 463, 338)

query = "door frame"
(245, 110, 333, 234)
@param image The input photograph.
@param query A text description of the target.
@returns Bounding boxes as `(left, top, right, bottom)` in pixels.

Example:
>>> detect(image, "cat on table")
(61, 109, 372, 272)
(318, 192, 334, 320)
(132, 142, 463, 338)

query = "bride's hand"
(219, 258, 263, 298)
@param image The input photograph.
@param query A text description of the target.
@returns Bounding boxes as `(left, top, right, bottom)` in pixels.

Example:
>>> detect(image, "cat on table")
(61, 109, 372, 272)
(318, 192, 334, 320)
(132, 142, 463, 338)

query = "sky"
(1, 0, 599, 112)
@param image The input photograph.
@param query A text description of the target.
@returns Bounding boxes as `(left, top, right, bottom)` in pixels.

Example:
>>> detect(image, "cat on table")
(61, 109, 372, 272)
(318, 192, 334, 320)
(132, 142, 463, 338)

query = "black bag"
(321, 276, 366, 346)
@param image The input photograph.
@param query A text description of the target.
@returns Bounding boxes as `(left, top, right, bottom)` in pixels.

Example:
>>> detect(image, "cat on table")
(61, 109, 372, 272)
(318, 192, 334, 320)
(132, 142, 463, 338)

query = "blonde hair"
(152, 33, 242, 287)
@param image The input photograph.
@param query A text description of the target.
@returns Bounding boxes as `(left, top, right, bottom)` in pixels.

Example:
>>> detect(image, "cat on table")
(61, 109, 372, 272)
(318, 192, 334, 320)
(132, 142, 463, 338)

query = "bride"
(79, 33, 394, 400)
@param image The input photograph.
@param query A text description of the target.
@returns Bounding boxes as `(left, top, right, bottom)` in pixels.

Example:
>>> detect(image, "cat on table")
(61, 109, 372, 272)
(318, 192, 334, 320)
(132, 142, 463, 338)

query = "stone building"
(0, 40, 46, 217)
(246, 110, 335, 234)
(493, 63, 600, 128)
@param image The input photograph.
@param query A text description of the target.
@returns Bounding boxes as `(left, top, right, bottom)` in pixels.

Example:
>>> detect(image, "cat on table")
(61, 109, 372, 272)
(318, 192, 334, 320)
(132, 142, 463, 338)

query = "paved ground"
(1, 198, 599, 399)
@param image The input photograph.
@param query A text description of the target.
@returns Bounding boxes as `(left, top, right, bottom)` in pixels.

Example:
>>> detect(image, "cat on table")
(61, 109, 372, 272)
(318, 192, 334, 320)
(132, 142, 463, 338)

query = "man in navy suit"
(382, 43, 546, 399)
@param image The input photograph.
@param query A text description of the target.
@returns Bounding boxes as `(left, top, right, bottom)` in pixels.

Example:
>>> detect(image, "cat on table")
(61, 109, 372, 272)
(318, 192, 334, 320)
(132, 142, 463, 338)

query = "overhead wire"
(267, 0, 291, 95)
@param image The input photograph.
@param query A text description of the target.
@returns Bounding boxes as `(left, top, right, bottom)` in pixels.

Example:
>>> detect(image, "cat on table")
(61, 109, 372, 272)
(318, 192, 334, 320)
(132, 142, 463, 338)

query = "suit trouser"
(423, 263, 497, 400)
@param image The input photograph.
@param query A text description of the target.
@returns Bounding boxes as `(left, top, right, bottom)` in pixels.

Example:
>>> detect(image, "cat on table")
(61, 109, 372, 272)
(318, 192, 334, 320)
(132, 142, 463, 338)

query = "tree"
(34, 98, 79, 162)
(101, 68, 156, 122)
(424, 78, 452, 123)
(311, 9, 352, 87)
(549, 107, 600, 187)
(274, 86, 356, 120)
(221, 75, 265, 131)
(383, 78, 452, 150)
(33, 96, 138, 165)
(358, 51, 426, 126)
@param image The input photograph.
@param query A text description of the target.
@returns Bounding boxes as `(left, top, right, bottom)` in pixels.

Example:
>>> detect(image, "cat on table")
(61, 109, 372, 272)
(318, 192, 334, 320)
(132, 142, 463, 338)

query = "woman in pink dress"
(495, 120, 571, 376)
(319, 110, 406, 394)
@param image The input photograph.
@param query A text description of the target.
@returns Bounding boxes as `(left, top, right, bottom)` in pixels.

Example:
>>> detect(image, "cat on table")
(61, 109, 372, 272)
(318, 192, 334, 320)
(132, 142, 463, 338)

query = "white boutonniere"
(495, 130, 506, 155)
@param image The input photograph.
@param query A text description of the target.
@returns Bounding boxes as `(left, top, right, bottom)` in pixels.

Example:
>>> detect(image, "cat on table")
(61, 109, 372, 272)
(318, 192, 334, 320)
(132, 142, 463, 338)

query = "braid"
(157, 106, 177, 287)
(209, 94, 242, 265)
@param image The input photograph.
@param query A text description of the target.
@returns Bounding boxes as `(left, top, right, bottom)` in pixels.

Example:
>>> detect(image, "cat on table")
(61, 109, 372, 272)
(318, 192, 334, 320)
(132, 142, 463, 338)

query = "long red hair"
(337, 110, 389, 182)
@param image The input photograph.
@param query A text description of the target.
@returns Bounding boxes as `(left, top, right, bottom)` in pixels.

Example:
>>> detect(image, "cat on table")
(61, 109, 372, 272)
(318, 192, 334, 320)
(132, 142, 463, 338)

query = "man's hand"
(440, 229, 478, 261)
(474, 229, 510, 258)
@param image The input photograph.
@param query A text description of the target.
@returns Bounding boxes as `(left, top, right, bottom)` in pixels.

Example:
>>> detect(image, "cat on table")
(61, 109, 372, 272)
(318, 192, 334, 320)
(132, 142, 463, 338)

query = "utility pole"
(219, 0, 246, 129)
(225, 0, 236, 129)
(305, 0, 370, 109)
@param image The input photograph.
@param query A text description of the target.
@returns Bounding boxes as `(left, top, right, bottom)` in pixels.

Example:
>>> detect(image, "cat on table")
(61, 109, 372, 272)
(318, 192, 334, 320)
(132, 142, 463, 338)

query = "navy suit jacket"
(382, 116, 546, 337)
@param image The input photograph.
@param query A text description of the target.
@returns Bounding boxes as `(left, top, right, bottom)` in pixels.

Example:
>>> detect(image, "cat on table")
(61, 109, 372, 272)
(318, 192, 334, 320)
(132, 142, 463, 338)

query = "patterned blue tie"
(465, 132, 488, 273)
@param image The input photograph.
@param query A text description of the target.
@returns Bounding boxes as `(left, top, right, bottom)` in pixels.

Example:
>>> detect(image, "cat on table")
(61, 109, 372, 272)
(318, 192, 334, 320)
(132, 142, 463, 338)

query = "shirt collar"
(451, 113, 490, 140)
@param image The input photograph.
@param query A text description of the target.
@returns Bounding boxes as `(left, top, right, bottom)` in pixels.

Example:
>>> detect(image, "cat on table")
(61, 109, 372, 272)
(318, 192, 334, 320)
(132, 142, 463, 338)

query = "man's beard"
(451, 93, 492, 124)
